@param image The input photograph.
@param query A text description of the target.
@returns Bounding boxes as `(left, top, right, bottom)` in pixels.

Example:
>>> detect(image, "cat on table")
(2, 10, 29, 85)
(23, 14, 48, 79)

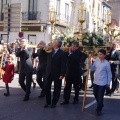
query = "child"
(2, 55, 14, 96)
(90, 49, 112, 116)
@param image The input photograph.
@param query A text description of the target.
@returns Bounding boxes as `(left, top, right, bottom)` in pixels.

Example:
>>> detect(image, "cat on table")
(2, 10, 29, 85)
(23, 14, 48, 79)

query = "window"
(65, 3, 69, 19)
(1, 0, 10, 20)
(28, 34, 36, 45)
(92, 0, 95, 14)
(1, 34, 8, 41)
(28, 0, 37, 20)
(29, 0, 37, 12)
(56, 0, 60, 15)
(98, 3, 100, 17)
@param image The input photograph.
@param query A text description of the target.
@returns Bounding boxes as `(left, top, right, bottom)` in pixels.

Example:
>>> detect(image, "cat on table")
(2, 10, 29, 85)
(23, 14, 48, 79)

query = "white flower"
(73, 37, 77, 41)
(89, 33, 92, 37)
(95, 39, 99, 45)
(70, 39, 74, 42)
(84, 39, 89, 43)
(87, 36, 89, 39)
(86, 40, 89, 43)
(93, 37, 96, 44)
(64, 37, 67, 40)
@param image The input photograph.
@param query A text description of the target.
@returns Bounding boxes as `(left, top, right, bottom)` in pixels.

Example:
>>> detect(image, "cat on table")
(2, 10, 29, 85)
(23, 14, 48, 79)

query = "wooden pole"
(0, 52, 5, 78)
(82, 53, 91, 112)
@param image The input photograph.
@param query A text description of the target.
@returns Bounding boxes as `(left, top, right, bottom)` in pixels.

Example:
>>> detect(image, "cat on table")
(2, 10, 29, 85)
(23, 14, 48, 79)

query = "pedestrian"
(90, 49, 112, 116)
(44, 38, 66, 108)
(32, 41, 47, 97)
(15, 39, 33, 101)
(105, 42, 119, 96)
(61, 42, 83, 105)
(2, 55, 14, 96)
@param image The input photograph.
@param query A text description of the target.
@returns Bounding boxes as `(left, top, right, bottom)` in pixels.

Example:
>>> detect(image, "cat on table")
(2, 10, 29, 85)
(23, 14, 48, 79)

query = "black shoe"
(109, 92, 114, 97)
(38, 94, 45, 98)
(96, 110, 101, 116)
(72, 100, 78, 104)
(60, 101, 69, 105)
(104, 92, 109, 96)
(89, 85, 93, 88)
(33, 83, 36, 88)
(44, 104, 51, 108)
(51, 104, 56, 108)
(4, 93, 10, 96)
(23, 96, 29, 101)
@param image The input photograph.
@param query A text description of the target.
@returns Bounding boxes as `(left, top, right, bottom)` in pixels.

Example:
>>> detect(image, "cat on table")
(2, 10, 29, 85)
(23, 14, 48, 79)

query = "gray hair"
(54, 38, 62, 48)
(21, 38, 28, 43)
(40, 40, 46, 45)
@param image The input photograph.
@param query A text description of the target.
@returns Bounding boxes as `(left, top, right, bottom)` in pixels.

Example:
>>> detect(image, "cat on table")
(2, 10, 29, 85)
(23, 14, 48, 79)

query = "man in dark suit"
(106, 43, 119, 96)
(15, 39, 33, 101)
(61, 42, 83, 105)
(32, 41, 47, 97)
(44, 38, 66, 108)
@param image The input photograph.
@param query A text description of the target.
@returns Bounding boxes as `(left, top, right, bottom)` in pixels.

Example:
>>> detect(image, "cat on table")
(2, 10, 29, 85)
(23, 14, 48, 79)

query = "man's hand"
(109, 60, 114, 64)
(59, 76, 64, 80)
(106, 84, 110, 88)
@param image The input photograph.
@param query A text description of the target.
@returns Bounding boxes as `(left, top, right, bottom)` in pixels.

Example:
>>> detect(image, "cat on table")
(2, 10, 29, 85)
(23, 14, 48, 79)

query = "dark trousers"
(116, 80, 119, 90)
(64, 75, 79, 102)
(45, 76, 62, 105)
(110, 72, 118, 93)
(93, 84, 106, 111)
(36, 70, 46, 95)
(90, 71, 94, 86)
(19, 72, 32, 97)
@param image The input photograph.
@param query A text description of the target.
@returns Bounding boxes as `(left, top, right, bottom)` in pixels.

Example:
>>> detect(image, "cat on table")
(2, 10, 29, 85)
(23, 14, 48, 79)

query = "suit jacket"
(112, 51, 120, 79)
(66, 49, 83, 77)
(106, 49, 119, 73)
(45, 49, 66, 80)
(32, 48, 47, 73)
(15, 47, 33, 74)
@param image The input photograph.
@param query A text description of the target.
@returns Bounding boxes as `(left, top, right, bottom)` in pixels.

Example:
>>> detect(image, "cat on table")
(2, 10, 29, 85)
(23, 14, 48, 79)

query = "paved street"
(0, 74, 120, 120)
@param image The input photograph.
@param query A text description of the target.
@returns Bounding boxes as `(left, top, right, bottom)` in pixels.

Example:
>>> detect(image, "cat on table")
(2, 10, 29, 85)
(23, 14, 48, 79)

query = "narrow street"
(0, 74, 120, 120)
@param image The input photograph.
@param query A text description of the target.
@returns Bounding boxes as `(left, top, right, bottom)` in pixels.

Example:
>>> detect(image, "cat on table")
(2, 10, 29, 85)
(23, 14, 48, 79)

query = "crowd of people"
(0, 38, 120, 116)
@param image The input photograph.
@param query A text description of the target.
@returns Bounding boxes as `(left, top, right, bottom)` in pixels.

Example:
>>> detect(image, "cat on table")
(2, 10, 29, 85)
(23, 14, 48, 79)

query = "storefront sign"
(21, 26, 45, 32)
(0, 26, 45, 32)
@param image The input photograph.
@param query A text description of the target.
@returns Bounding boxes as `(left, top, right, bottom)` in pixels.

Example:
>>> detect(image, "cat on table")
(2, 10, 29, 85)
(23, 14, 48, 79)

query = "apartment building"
(108, 0, 120, 27)
(69, 0, 111, 33)
(0, 0, 73, 44)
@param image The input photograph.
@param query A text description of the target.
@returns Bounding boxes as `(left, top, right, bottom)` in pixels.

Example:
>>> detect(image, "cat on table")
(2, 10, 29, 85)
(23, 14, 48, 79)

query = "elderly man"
(15, 39, 33, 101)
(32, 41, 47, 97)
(44, 38, 66, 108)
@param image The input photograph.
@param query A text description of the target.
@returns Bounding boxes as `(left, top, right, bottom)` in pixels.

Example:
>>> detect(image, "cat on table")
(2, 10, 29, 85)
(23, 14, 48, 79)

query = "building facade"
(108, 0, 120, 27)
(69, 0, 112, 33)
(0, 0, 73, 44)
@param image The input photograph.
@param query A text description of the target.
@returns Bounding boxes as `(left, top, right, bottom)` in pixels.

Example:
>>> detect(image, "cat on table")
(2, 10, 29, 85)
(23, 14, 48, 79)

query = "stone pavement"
(0, 74, 120, 120)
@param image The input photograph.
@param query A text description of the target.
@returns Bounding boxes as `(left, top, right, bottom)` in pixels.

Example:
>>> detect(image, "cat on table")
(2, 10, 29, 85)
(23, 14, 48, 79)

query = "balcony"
(22, 11, 41, 24)
(56, 13, 70, 27)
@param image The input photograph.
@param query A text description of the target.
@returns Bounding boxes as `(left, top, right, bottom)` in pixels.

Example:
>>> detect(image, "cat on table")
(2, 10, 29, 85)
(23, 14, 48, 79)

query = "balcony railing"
(0, 13, 4, 21)
(22, 11, 41, 21)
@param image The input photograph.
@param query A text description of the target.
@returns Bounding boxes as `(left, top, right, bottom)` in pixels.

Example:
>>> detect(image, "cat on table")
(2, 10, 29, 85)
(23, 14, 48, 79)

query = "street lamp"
(78, 4, 86, 44)
(104, 10, 113, 43)
(49, 7, 56, 43)
(78, 5, 86, 33)
(105, 10, 112, 32)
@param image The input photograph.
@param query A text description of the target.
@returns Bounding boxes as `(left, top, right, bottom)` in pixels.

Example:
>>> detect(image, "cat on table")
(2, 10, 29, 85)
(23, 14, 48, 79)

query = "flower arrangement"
(53, 28, 79, 46)
(82, 32, 105, 46)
